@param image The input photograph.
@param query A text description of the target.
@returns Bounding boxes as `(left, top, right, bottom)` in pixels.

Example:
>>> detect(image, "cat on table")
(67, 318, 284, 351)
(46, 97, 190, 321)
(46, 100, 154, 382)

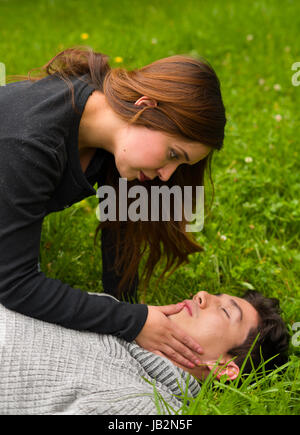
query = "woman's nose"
(193, 291, 209, 309)
(157, 163, 178, 181)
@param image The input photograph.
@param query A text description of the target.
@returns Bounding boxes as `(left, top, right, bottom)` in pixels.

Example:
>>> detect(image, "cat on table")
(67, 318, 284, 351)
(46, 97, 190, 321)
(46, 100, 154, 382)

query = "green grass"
(155, 355, 300, 415)
(1, 0, 299, 415)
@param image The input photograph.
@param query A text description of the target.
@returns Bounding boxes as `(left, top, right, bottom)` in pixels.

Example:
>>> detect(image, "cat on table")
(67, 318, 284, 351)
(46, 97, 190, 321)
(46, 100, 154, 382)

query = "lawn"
(0, 0, 299, 415)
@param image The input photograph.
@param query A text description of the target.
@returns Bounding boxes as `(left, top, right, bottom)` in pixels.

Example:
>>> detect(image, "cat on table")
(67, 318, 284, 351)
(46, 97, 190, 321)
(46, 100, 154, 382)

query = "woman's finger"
(165, 333, 204, 367)
(154, 303, 185, 316)
(157, 341, 198, 369)
(152, 350, 165, 358)
(135, 306, 204, 368)
(171, 325, 203, 355)
(149, 305, 203, 354)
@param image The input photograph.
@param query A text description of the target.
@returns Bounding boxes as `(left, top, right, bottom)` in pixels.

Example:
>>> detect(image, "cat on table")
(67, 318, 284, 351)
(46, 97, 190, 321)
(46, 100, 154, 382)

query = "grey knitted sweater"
(0, 297, 200, 415)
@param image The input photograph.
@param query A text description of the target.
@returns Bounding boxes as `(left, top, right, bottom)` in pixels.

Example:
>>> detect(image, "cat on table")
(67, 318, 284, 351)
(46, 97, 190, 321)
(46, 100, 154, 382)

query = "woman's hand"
(135, 304, 203, 369)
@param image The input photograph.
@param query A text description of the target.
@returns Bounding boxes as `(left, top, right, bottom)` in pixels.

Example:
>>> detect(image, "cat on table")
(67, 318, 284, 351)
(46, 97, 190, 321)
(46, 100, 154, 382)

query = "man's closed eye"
(222, 308, 230, 319)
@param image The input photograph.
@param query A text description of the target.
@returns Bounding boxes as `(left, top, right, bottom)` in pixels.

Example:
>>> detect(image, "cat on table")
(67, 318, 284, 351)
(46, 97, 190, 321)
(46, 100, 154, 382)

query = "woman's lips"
(140, 171, 151, 181)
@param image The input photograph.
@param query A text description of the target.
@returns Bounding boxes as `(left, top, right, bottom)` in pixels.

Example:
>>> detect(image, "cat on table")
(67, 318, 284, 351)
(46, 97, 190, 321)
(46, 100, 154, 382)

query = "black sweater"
(0, 73, 148, 341)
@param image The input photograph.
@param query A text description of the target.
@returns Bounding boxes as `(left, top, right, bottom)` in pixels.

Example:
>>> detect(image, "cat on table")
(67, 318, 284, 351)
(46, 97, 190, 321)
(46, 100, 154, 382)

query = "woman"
(0, 46, 226, 369)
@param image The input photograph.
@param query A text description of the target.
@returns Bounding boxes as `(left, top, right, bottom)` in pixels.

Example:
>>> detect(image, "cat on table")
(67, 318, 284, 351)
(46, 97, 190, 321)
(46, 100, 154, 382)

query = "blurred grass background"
(1, 0, 299, 414)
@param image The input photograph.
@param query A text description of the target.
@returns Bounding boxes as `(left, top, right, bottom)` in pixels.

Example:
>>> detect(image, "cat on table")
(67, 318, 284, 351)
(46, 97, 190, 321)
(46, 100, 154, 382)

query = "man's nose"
(193, 291, 210, 309)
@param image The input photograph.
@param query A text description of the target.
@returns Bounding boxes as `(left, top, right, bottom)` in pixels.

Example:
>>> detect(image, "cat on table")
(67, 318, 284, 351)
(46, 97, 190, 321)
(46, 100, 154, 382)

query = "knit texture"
(0, 303, 200, 415)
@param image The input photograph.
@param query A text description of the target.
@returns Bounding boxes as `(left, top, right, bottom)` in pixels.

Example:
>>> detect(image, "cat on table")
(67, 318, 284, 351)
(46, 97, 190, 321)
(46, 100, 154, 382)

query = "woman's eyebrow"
(174, 145, 190, 162)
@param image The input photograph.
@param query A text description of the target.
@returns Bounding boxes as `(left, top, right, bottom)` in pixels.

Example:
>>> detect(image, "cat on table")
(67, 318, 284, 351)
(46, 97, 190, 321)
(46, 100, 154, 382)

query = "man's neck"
(167, 356, 207, 381)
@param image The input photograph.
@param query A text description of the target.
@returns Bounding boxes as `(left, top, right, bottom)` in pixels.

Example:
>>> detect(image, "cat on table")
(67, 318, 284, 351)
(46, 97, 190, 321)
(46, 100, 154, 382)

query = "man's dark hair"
(228, 290, 290, 375)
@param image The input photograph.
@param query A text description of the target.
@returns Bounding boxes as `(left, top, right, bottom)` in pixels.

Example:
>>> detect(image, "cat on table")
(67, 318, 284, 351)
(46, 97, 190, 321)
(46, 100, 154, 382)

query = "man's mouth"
(183, 300, 194, 316)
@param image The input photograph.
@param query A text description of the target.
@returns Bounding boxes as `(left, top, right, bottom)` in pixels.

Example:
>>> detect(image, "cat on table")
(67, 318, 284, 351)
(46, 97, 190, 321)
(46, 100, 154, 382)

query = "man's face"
(169, 291, 259, 364)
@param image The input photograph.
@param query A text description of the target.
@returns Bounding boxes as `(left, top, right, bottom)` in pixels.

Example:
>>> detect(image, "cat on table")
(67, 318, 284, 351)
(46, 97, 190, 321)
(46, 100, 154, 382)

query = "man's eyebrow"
(230, 299, 243, 322)
(175, 145, 190, 162)
(216, 293, 243, 322)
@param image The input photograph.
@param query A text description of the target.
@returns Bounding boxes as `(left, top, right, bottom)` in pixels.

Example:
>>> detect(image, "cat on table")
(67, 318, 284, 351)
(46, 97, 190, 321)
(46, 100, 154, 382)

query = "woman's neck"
(78, 147, 97, 173)
(78, 90, 118, 156)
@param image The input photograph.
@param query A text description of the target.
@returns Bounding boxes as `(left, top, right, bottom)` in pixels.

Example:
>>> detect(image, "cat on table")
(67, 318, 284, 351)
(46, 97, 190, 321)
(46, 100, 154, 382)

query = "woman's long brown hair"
(9, 46, 226, 299)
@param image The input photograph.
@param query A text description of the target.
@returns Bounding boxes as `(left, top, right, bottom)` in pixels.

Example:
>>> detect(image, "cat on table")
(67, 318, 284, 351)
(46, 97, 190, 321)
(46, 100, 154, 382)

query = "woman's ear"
(134, 96, 158, 107)
(207, 360, 240, 381)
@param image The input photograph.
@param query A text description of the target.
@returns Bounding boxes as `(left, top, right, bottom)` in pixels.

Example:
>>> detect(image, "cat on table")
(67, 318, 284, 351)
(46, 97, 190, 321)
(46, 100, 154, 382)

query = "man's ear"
(207, 360, 240, 381)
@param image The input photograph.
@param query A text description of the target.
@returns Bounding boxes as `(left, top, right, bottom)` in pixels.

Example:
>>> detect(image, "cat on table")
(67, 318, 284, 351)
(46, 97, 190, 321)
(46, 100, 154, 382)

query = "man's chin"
(167, 311, 189, 327)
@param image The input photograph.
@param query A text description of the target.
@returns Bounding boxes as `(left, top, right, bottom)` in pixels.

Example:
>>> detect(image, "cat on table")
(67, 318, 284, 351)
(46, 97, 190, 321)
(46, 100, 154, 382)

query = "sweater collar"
(128, 343, 201, 400)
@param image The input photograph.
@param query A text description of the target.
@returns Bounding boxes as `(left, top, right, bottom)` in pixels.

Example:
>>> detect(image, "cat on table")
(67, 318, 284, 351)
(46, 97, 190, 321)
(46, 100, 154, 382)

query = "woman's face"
(114, 125, 211, 182)
(80, 92, 212, 181)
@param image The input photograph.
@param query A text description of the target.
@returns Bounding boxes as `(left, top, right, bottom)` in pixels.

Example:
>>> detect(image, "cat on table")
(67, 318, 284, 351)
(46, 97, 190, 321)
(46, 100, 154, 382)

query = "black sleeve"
(101, 224, 139, 303)
(0, 137, 148, 341)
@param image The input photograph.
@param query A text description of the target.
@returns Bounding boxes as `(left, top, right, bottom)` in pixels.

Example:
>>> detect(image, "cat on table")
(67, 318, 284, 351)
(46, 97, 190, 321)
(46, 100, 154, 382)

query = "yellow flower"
(80, 33, 89, 40)
(114, 56, 123, 63)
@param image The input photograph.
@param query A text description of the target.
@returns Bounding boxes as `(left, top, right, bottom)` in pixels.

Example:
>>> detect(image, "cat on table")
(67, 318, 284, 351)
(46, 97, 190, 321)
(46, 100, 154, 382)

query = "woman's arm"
(0, 136, 147, 341)
(0, 134, 202, 366)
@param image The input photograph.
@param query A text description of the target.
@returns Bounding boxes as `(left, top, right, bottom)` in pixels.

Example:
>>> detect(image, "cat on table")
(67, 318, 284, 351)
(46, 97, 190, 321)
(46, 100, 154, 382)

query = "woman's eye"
(170, 149, 179, 160)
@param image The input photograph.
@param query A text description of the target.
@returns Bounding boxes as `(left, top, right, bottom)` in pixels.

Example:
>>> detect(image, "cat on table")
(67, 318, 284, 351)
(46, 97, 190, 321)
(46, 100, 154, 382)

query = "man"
(0, 290, 289, 415)
(167, 290, 289, 380)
